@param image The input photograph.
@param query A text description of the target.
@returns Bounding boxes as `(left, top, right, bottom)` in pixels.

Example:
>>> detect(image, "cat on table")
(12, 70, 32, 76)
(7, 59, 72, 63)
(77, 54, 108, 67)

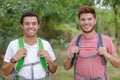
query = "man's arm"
(48, 60, 57, 73)
(2, 48, 27, 76)
(105, 52, 120, 68)
(64, 55, 74, 70)
(64, 46, 80, 70)
(38, 50, 57, 73)
(98, 47, 120, 68)
(1, 61, 15, 76)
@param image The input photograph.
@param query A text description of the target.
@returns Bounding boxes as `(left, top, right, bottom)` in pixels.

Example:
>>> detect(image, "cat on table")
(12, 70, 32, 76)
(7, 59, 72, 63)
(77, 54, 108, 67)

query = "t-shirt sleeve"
(4, 42, 15, 62)
(102, 35, 116, 54)
(4, 39, 19, 62)
(67, 37, 77, 55)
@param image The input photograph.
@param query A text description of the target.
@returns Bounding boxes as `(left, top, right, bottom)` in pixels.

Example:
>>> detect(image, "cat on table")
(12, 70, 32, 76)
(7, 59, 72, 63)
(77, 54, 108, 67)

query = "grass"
(107, 62, 120, 80)
(51, 66, 74, 80)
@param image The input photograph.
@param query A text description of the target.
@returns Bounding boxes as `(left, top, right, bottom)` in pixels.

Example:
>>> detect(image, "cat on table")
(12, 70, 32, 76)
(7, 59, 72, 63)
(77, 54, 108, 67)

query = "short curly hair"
(20, 11, 40, 25)
(78, 6, 96, 19)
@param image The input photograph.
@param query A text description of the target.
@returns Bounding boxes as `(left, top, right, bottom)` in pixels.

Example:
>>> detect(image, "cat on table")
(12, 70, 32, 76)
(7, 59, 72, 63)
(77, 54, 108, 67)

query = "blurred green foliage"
(0, 0, 94, 49)
(1, 0, 120, 80)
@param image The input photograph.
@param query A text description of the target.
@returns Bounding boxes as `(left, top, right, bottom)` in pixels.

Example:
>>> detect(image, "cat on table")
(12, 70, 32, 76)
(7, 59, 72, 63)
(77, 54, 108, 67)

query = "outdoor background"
(0, 0, 120, 80)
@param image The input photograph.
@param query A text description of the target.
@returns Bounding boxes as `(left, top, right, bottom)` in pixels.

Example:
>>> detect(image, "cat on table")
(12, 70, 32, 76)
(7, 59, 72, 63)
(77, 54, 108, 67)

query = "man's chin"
(26, 35, 36, 37)
(83, 30, 92, 33)
(81, 28, 94, 33)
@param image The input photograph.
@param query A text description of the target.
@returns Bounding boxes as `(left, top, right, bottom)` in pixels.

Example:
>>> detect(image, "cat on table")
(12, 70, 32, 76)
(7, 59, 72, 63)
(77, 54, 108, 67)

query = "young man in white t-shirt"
(1, 11, 57, 80)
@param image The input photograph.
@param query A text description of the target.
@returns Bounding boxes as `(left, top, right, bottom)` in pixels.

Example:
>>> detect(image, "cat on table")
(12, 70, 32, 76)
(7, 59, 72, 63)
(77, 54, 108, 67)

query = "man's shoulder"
(9, 38, 18, 44)
(7, 38, 19, 49)
(72, 36, 80, 42)
(37, 38, 50, 44)
(101, 34, 111, 40)
(100, 34, 113, 44)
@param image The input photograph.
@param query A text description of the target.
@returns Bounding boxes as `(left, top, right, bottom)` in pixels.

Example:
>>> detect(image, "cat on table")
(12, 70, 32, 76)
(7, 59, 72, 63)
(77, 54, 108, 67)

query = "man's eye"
(80, 18, 85, 21)
(25, 23, 30, 26)
(32, 22, 37, 25)
(88, 18, 92, 20)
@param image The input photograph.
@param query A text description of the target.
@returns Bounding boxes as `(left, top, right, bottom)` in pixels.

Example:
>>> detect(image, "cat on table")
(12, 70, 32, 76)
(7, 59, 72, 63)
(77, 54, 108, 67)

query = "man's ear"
(94, 19, 97, 25)
(78, 19, 80, 25)
(20, 24, 24, 29)
(38, 24, 40, 29)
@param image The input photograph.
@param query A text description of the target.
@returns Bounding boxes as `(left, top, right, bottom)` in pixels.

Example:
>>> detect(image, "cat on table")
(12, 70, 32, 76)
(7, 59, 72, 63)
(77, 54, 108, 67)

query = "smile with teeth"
(84, 25, 90, 29)
(28, 29, 35, 33)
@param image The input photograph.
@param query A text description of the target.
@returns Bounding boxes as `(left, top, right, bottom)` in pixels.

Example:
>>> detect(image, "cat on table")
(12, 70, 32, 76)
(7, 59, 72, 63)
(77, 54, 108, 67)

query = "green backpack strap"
(16, 37, 25, 80)
(38, 39, 47, 71)
(16, 37, 25, 71)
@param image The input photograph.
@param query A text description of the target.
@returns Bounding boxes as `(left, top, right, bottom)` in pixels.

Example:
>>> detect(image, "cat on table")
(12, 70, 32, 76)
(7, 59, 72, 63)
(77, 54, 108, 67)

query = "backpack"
(12, 37, 50, 80)
(73, 34, 108, 80)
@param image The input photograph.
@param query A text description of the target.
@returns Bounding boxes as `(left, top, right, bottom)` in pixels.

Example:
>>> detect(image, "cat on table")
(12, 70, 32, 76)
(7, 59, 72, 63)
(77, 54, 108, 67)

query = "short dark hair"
(78, 6, 96, 19)
(20, 11, 40, 25)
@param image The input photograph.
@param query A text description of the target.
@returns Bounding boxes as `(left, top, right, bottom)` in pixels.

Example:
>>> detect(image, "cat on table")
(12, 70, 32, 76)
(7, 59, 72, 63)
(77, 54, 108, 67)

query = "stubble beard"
(80, 26, 95, 33)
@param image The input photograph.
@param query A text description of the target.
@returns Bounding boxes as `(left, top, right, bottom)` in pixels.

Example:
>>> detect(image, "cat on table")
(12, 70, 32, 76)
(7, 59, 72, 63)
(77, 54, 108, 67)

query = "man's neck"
(82, 30, 96, 39)
(23, 36, 37, 46)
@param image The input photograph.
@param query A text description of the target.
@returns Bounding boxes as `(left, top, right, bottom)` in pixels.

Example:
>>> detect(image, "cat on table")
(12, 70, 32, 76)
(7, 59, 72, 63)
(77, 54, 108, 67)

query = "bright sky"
(94, 0, 110, 9)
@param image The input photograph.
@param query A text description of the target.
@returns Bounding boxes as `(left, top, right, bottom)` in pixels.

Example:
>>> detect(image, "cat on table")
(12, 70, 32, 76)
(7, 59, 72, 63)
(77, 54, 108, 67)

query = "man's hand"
(12, 48, 27, 62)
(98, 46, 108, 56)
(38, 50, 52, 62)
(70, 46, 80, 58)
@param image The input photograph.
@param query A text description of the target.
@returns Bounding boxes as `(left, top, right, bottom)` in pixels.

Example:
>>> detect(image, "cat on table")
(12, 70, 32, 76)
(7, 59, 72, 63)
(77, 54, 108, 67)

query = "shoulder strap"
(97, 33, 108, 80)
(97, 33, 106, 65)
(38, 39, 50, 80)
(75, 35, 81, 47)
(97, 33, 103, 47)
(38, 39, 47, 71)
(16, 37, 25, 71)
(74, 35, 81, 80)
(74, 35, 81, 59)
(15, 37, 25, 80)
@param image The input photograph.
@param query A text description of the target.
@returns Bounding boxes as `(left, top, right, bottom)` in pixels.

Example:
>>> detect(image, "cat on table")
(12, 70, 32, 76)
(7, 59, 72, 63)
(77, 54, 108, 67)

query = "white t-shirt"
(4, 38, 56, 79)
